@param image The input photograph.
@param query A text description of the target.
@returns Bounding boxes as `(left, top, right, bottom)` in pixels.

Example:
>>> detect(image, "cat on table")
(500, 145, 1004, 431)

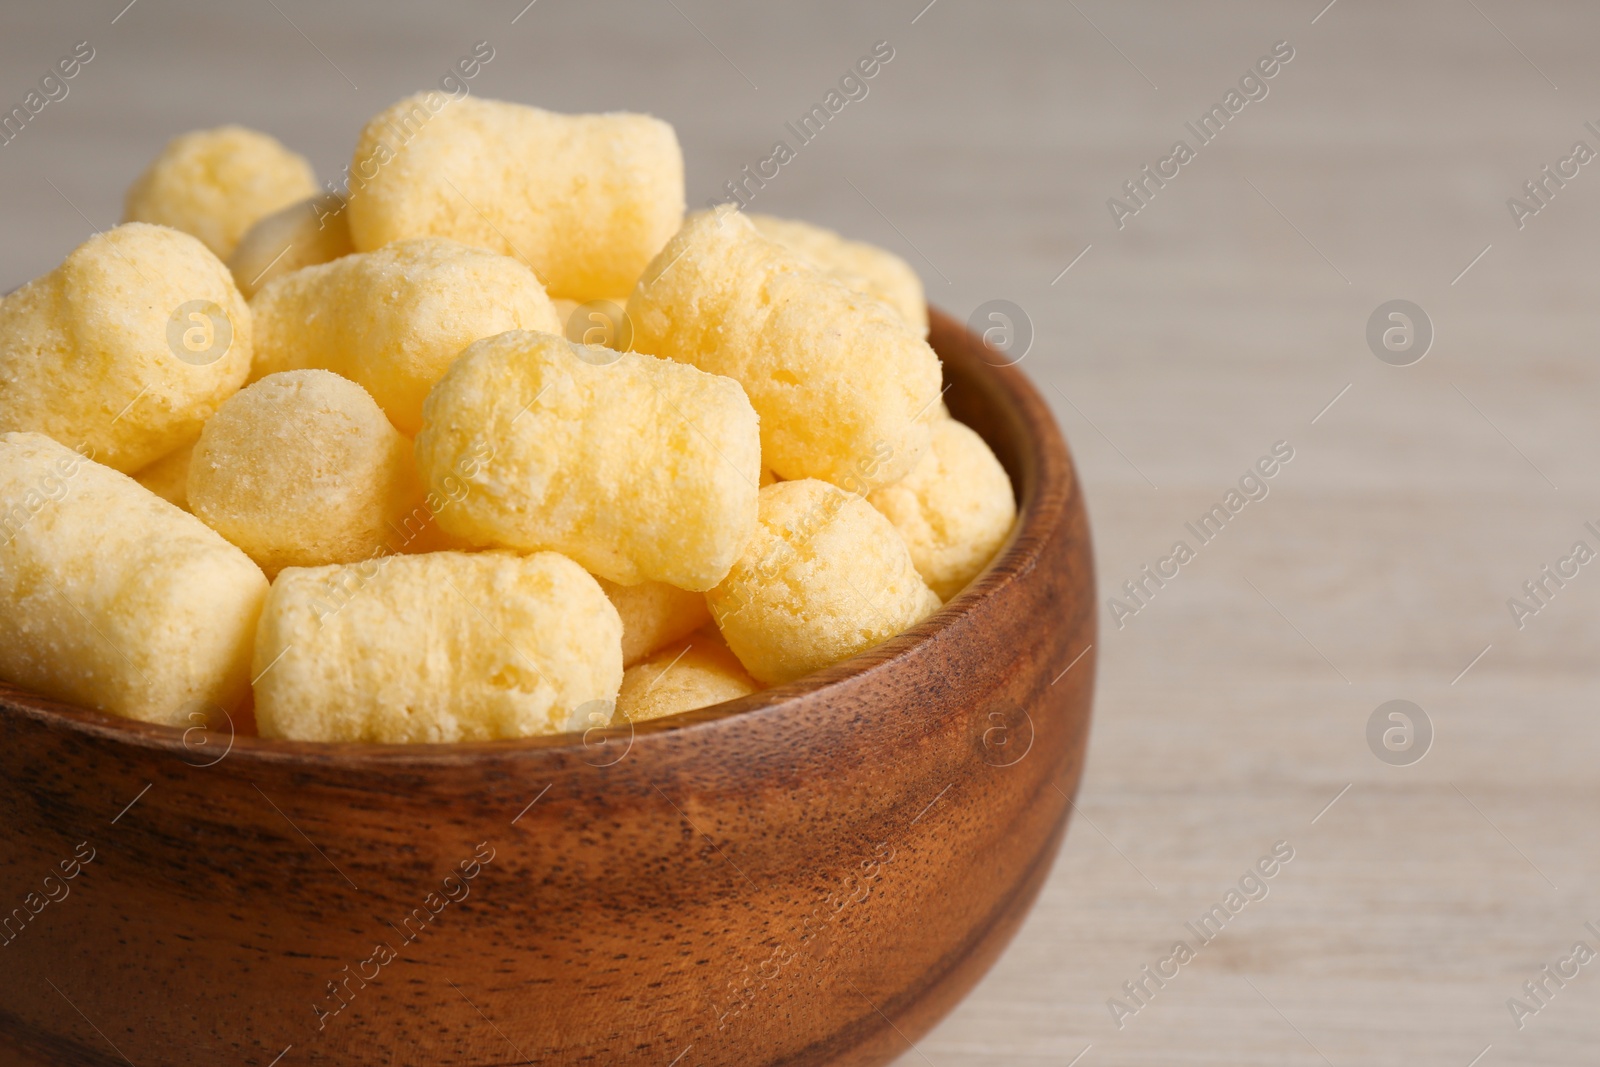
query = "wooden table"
(2, 2, 1597, 1064)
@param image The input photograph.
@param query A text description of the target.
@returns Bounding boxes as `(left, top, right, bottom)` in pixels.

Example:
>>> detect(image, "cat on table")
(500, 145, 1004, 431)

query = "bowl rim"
(0, 305, 1077, 767)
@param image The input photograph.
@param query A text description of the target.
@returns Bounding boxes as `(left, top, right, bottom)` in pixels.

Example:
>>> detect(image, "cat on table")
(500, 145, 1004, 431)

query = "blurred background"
(4, 1, 1599, 1063)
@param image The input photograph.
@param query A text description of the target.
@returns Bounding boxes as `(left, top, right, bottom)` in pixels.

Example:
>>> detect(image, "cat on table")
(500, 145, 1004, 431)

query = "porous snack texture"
(346, 94, 685, 300)
(227, 195, 355, 298)
(253, 551, 622, 743)
(249, 237, 559, 435)
(595, 575, 713, 666)
(415, 330, 760, 591)
(123, 126, 319, 258)
(615, 627, 758, 723)
(868, 418, 1016, 600)
(628, 208, 941, 491)
(0, 432, 267, 726)
(0, 223, 252, 473)
(188, 370, 429, 577)
(708, 478, 941, 685)
(749, 213, 928, 335)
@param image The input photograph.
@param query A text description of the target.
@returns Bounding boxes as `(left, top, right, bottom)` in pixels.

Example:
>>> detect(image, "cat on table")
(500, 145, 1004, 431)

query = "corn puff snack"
(253, 550, 621, 743)
(188, 370, 429, 577)
(415, 330, 759, 591)
(595, 575, 712, 667)
(708, 478, 940, 685)
(628, 208, 940, 491)
(123, 126, 318, 258)
(347, 94, 684, 300)
(249, 237, 558, 435)
(749, 213, 927, 334)
(0, 431, 267, 725)
(614, 627, 758, 723)
(0, 222, 251, 473)
(868, 418, 1015, 600)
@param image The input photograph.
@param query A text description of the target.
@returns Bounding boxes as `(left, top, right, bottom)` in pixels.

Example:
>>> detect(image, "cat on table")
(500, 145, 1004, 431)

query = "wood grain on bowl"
(0, 307, 1096, 1067)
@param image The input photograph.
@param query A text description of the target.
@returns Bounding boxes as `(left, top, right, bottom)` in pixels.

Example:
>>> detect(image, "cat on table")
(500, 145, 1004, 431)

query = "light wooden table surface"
(4, 2, 1599, 1064)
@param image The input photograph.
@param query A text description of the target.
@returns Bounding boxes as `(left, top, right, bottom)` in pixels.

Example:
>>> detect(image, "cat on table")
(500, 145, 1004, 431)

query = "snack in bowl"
(0, 85, 1089, 1067)
(0, 303, 1089, 1067)
(0, 93, 1014, 743)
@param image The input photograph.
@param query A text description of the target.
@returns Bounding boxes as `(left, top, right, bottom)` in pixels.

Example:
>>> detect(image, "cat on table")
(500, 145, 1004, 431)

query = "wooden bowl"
(0, 308, 1095, 1067)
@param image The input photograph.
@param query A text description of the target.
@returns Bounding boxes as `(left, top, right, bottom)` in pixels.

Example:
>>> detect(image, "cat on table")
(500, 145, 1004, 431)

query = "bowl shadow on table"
(0, 307, 1096, 1067)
